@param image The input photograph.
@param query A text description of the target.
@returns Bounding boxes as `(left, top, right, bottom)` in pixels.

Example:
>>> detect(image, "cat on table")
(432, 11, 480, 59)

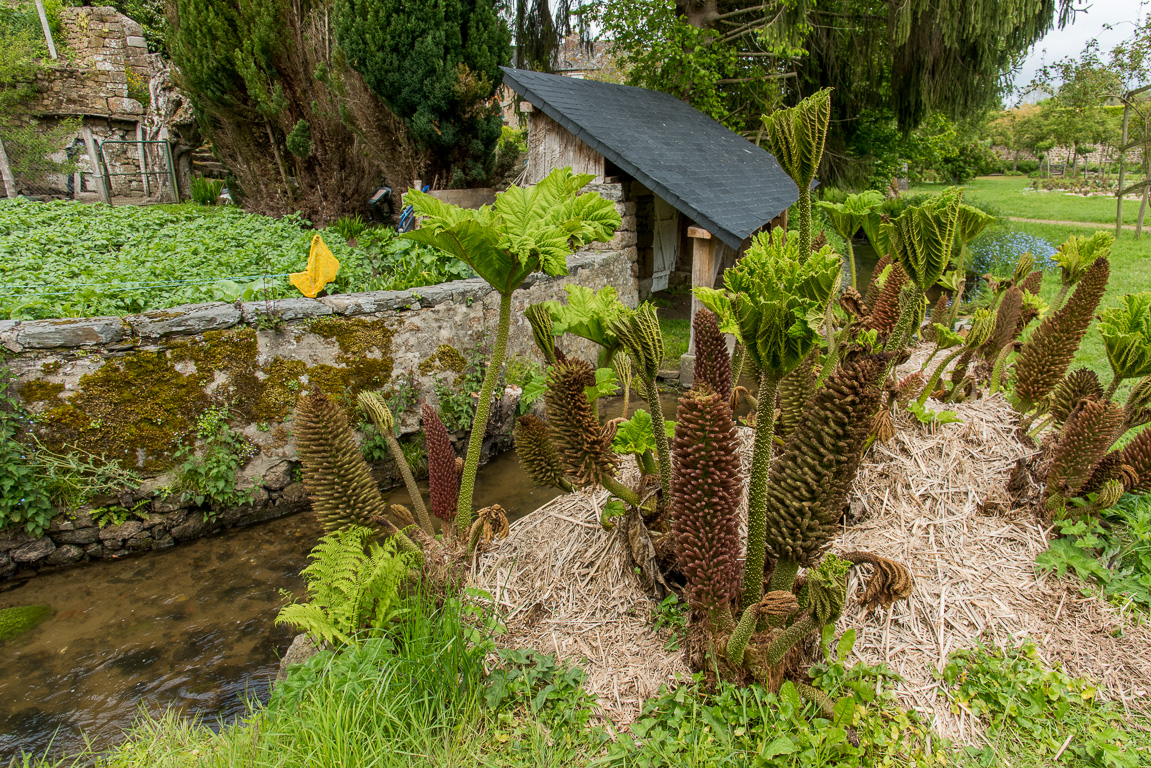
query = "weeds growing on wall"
(174, 406, 256, 516)
(0, 364, 54, 536)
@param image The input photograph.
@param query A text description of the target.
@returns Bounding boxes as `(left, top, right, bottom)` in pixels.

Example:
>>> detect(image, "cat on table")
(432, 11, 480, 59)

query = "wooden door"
(651, 197, 679, 293)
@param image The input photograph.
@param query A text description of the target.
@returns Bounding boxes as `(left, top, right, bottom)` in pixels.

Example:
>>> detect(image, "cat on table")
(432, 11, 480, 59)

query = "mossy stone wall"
(0, 249, 637, 579)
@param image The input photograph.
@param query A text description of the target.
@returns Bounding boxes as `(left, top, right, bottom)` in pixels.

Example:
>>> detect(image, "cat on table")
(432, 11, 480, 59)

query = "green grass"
(911, 176, 1144, 227)
(660, 317, 690, 368)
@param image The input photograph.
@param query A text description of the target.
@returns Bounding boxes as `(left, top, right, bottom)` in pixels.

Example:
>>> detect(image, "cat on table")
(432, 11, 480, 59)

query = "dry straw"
(471, 350, 1151, 741)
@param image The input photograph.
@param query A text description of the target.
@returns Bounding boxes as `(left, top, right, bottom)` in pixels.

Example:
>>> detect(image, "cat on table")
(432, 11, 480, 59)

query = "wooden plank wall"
(527, 112, 604, 184)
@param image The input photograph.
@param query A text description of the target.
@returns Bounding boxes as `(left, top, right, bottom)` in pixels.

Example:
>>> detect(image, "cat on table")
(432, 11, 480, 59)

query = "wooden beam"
(687, 226, 712, 239)
(33, 0, 57, 59)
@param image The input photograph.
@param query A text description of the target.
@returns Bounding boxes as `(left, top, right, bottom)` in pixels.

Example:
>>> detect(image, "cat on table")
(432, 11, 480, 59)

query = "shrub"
(189, 176, 224, 206)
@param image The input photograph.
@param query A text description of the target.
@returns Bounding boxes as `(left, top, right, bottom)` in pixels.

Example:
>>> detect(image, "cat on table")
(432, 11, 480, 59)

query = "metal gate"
(94, 138, 179, 204)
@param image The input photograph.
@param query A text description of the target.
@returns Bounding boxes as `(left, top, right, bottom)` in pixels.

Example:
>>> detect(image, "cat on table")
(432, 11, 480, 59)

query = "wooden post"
(135, 123, 151, 197)
(685, 226, 713, 352)
(0, 136, 17, 198)
(80, 126, 111, 205)
(33, 0, 57, 59)
(1117, 100, 1130, 239)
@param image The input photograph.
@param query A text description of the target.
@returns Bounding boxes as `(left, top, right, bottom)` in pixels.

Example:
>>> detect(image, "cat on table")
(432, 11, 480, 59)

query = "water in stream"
(0, 449, 560, 764)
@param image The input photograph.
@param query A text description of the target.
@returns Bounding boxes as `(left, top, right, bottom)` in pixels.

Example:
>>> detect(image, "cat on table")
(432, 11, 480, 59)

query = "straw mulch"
(470, 360, 1151, 740)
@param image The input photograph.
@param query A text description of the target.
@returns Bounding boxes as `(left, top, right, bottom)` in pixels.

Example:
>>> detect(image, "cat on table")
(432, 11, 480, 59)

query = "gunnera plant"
(423, 404, 460, 529)
(671, 386, 743, 632)
(727, 353, 891, 665)
(513, 415, 573, 492)
(295, 391, 388, 533)
(1013, 257, 1110, 413)
(1099, 292, 1151, 399)
(404, 168, 620, 540)
(359, 391, 434, 535)
(692, 308, 733, 405)
(1049, 368, 1104, 425)
(862, 253, 892, 312)
(865, 261, 908, 335)
(524, 303, 556, 364)
(1045, 398, 1125, 509)
(545, 359, 619, 489)
(776, 349, 818, 439)
(983, 286, 1024, 363)
(1121, 429, 1151, 492)
(761, 88, 831, 256)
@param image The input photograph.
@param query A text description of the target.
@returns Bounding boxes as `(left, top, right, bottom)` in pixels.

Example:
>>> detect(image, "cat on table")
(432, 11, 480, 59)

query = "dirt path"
(1008, 216, 1142, 232)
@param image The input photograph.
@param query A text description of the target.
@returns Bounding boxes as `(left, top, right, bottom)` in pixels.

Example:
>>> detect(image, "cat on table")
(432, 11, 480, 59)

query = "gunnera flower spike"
(423, 403, 460, 528)
(671, 385, 743, 633)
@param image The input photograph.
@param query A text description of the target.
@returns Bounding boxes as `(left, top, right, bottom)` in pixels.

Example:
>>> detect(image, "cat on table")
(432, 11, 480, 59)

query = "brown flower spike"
(423, 404, 459, 522)
(1014, 258, 1110, 411)
(1046, 398, 1124, 502)
(294, 390, 386, 532)
(545, 358, 618, 486)
(671, 386, 743, 618)
(692, 308, 733, 405)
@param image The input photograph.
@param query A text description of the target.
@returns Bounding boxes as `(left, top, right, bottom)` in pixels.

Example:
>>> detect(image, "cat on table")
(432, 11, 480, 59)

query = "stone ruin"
(13, 6, 199, 201)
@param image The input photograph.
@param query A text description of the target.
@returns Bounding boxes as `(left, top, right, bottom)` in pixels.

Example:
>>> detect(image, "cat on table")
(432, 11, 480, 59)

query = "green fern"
(276, 526, 414, 646)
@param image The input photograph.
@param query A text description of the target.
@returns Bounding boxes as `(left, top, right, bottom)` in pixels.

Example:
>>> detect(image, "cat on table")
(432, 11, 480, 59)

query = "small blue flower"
(967, 228, 1056, 279)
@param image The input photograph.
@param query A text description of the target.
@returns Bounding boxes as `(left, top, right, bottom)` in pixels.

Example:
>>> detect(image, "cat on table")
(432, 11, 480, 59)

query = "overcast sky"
(1012, 0, 1148, 101)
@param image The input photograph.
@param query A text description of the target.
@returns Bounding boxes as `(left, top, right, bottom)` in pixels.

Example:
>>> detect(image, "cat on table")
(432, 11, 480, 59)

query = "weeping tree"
(402, 168, 620, 540)
(599, 0, 1073, 182)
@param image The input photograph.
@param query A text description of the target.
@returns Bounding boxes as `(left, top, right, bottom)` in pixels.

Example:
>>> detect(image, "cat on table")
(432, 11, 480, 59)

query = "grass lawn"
(912, 176, 1145, 227)
(660, 317, 690, 368)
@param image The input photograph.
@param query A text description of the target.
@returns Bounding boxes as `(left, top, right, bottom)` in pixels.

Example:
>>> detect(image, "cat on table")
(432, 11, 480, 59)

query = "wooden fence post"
(80, 126, 111, 205)
(135, 123, 151, 197)
(0, 136, 17, 198)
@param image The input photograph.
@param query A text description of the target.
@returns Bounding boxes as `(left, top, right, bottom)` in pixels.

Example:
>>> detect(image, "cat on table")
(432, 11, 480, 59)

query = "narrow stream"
(0, 449, 561, 765)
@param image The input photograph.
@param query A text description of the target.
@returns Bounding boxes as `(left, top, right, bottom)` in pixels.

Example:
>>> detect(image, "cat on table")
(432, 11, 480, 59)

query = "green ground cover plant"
(0, 200, 468, 320)
(940, 641, 1150, 767)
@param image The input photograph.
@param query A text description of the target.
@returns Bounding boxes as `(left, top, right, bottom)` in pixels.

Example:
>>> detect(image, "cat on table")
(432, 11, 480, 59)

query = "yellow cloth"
(290, 234, 340, 298)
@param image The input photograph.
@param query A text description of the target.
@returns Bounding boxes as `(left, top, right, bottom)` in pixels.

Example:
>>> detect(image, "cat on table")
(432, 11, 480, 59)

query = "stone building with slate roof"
(501, 67, 798, 375)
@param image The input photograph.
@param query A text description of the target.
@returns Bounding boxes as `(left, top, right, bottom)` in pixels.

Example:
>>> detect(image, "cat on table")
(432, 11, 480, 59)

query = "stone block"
(320, 290, 414, 316)
(276, 633, 319, 683)
(0, 554, 13, 579)
(45, 544, 86, 567)
(262, 461, 294, 490)
(53, 528, 100, 546)
(409, 283, 456, 307)
(616, 201, 637, 216)
(281, 482, 308, 504)
(452, 279, 491, 305)
(240, 297, 332, 325)
(125, 35, 146, 48)
(16, 317, 124, 348)
(618, 214, 637, 232)
(107, 97, 144, 116)
(84, 543, 104, 558)
(99, 519, 144, 542)
(11, 538, 55, 563)
(130, 303, 241, 337)
(125, 533, 153, 551)
(171, 514, 211, 541)
(587, 182, 623, 202)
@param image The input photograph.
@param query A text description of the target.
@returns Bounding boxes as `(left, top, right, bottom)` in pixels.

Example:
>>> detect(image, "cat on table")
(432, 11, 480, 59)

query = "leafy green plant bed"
(0, 200, 471, 320)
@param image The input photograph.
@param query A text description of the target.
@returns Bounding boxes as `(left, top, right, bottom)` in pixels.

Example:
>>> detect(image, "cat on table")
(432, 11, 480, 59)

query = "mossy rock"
(0, 605, 53, 642)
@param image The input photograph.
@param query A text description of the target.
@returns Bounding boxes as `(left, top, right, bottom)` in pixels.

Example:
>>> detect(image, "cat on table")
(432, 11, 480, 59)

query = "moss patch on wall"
(19, 379, 64, 404)
(26, 318, 399, 471)
(418, 344, 465, 376)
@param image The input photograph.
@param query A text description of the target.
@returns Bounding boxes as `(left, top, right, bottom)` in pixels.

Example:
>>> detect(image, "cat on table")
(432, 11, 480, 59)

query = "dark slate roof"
(502, 67, 798, 250)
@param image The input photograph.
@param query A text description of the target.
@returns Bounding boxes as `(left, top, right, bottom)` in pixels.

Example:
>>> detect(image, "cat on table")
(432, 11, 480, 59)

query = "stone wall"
(0, 247, 638, 580)
(20, 6, 170, 199)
